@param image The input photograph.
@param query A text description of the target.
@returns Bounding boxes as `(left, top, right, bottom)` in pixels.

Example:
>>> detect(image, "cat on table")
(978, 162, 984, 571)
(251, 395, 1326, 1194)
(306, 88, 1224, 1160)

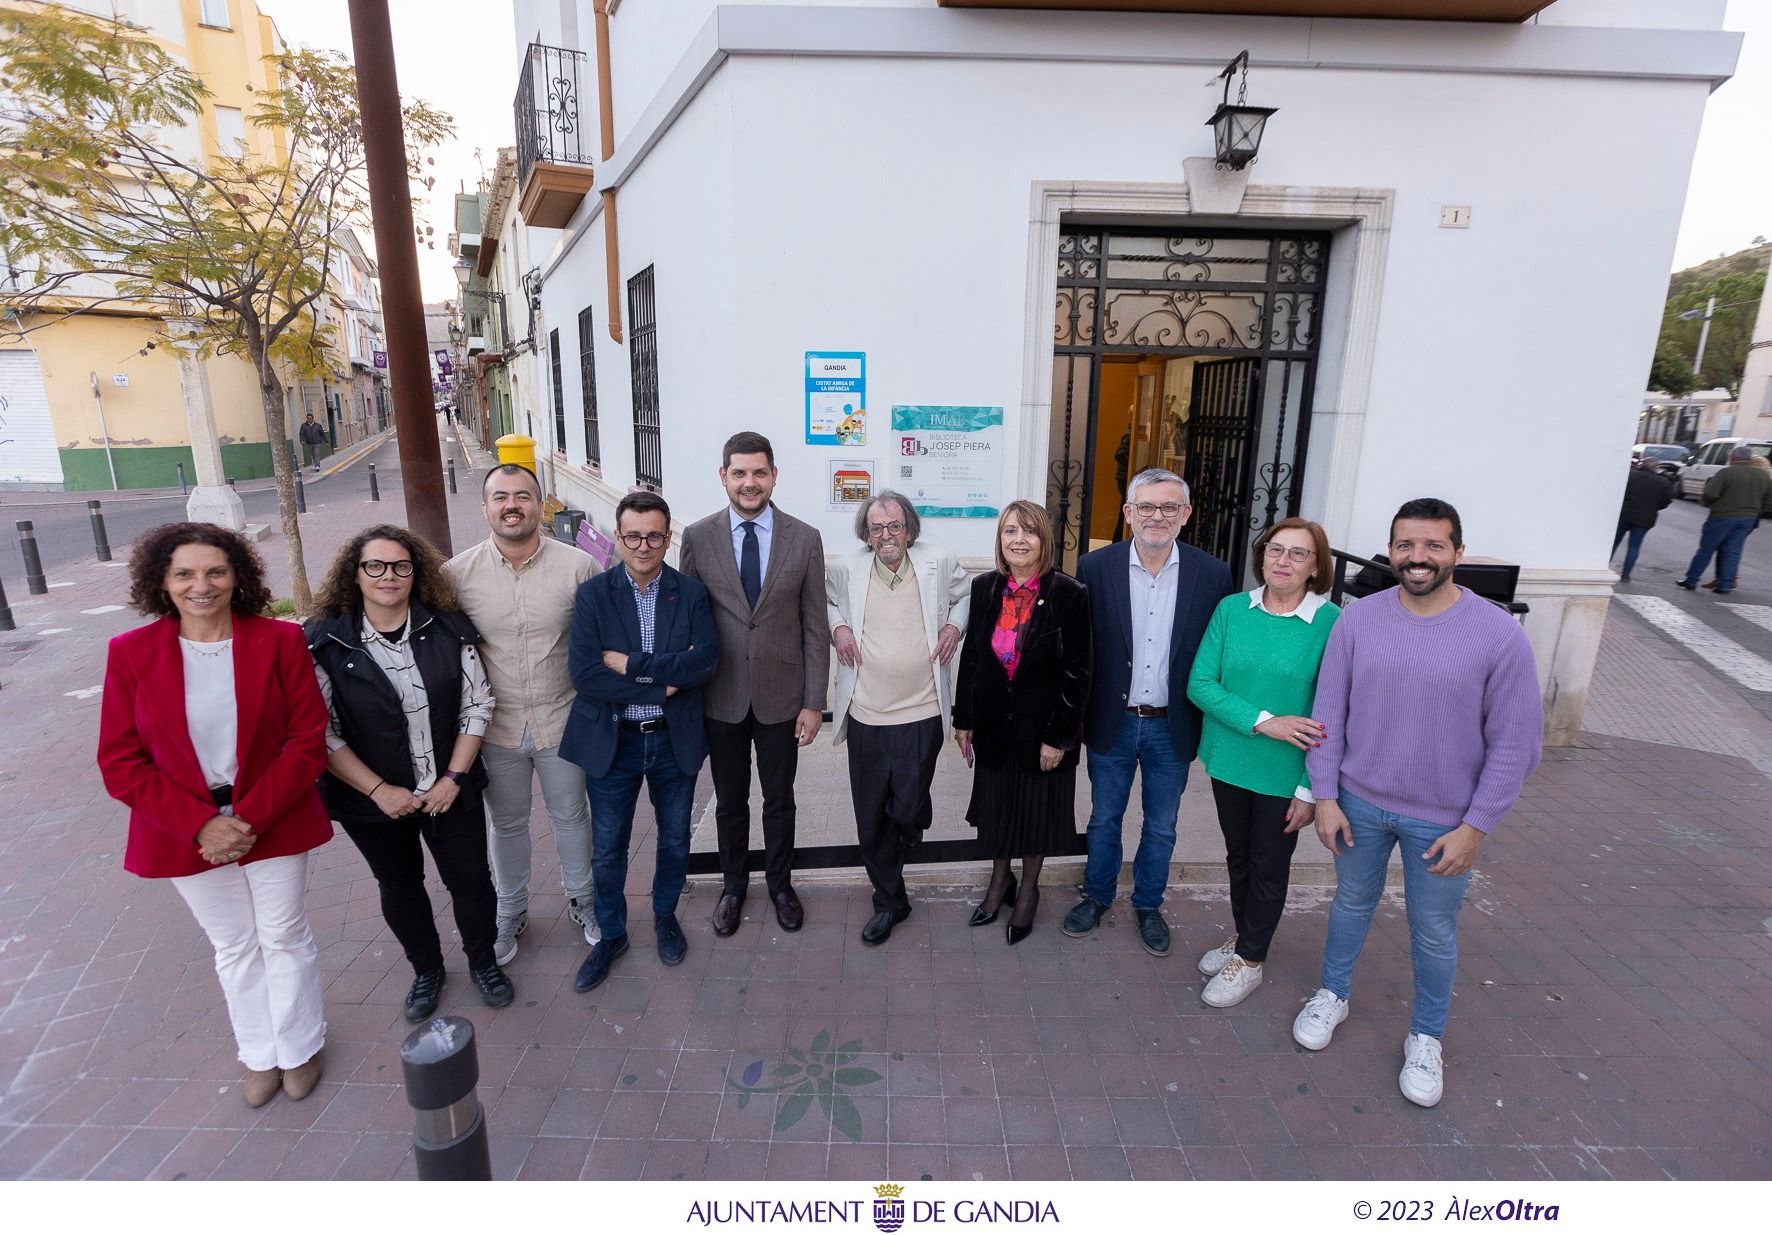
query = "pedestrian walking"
(1186, 517, 1339, 1008)
(951, 501, 1092, 944)
(1293, 498, 1542, 1108)
(98, 523, 331, 1108)
(1612, 458, 1675, 583)
(306, 525, 514, 1023)
(446, 464, 600, 965)
(826, 492, 971, 946)
(1676, 446, 1772, 595)
(679, 431, 830, 938)
(1061, 468, 1234, 957)
(561, 492, 719, 991)
(299, 413, 326, 471)
(1697, 452, 1772, 590)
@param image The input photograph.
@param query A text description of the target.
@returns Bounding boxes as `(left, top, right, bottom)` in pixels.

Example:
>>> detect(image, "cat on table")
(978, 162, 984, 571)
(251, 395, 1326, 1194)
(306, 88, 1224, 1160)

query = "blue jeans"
(1082, 714, 1188, 911)
(1320, 790, 1472, 1039)
(1682, 515, 1757, 590)
(1611, 519, 1649, 578)
(586, 727, 696, 942)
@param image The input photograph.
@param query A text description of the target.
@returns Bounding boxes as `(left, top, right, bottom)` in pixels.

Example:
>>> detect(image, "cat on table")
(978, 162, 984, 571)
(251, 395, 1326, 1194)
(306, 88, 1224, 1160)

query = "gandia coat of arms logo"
(872, 1183, 906, 1233)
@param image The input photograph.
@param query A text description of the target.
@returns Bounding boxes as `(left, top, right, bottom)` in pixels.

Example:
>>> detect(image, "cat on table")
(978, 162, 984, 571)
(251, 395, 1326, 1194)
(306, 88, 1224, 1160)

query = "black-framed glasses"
(867, 521, 905, 537)
(619, 531, 669, 549)
(359, 559, 415, 578)
(1262, 544, 1314, 563)
(1133, 502, 1186, 518)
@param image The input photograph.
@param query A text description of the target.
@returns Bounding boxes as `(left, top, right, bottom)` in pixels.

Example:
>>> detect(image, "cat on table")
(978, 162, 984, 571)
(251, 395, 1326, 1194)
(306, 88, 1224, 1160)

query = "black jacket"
(1620, 465, 1676, 529)
(303, 602, 487, 825)
(951, 570, 1092, 774)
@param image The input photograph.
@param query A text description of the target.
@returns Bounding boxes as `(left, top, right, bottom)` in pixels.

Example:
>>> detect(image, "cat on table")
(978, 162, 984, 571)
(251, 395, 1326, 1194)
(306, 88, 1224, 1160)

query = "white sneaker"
(1291, 987, 1349, 1050)
(1201, 956, 1263, 1008)
(567, 897, 601, 946)
(1196, 937, 1238, 977)
(493, 913, 527, 966)
(1399, 1032, 1444, 1107)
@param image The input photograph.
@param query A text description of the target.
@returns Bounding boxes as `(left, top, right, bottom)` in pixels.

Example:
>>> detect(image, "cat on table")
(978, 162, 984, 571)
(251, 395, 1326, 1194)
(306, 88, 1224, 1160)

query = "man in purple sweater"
(1293, 498, 1542, 1108)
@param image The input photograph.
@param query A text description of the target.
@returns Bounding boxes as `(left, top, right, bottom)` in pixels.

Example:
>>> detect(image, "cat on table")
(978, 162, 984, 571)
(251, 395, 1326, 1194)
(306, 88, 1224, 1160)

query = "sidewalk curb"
(315, 430, 396, 480)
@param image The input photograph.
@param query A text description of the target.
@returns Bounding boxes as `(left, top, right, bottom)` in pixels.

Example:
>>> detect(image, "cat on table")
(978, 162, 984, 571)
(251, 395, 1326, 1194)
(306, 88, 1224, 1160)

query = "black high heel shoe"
(1006, 887, 1039, 946)
(967, 873, 1018, 927)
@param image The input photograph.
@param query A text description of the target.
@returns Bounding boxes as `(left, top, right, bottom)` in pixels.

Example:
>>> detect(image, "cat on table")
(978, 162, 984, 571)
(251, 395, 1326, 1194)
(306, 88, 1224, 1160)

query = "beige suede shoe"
(241, 1067, 282, 1108)
(281, 1049, 324, 1100)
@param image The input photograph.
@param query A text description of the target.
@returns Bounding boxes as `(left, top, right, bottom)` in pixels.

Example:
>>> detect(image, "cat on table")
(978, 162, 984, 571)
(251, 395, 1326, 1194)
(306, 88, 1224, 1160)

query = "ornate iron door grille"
(627, 266, 662, 490)
(577, 306, 601, 468)
(1050, 227, 1328, 574)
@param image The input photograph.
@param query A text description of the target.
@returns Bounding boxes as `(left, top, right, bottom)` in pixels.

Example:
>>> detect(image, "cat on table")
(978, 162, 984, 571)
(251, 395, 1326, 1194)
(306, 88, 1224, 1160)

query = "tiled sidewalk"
(2, 450, 1770, 1179)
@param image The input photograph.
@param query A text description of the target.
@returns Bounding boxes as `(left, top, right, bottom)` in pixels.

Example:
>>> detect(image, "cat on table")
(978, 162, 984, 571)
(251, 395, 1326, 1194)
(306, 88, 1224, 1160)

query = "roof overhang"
(936, 1, 1553, 18)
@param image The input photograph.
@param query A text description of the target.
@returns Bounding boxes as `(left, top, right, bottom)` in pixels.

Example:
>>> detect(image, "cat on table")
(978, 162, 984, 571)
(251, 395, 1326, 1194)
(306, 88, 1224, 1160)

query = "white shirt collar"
(1247, 586, 1325, 623)
(729, 504, 774, 533)
(1127, 540, 1181, 578)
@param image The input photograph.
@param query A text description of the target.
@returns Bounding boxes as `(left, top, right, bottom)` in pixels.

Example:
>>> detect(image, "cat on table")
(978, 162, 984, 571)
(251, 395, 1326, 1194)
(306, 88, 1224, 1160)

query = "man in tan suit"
(679, 431, 830, 936)
(826, 492, 969, 946)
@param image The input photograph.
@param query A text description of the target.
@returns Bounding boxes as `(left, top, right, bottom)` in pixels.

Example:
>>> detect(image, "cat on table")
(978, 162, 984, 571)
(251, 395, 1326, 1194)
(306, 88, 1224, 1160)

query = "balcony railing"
(515, 43, 596, 228)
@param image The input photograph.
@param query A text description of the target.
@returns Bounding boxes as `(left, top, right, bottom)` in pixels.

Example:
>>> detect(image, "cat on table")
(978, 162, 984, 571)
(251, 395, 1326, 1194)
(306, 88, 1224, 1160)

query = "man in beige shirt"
(826, 491, 969, 946)
(446, 463, 599, 964)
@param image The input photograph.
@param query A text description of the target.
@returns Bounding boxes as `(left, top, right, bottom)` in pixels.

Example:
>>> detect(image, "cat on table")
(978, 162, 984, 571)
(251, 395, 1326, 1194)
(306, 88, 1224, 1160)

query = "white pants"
(171, 852, 326, 1072)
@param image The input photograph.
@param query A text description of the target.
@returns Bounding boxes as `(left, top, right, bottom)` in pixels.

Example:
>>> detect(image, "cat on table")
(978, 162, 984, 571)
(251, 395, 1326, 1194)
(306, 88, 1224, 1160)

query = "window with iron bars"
(628, 266, 662, 489)
(578, 306, 601, 469)
(549, 328, 566, 456)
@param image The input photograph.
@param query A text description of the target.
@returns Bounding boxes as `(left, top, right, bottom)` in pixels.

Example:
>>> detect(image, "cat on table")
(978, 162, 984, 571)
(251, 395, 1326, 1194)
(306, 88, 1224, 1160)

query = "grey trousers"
(481, 734, 595, 922)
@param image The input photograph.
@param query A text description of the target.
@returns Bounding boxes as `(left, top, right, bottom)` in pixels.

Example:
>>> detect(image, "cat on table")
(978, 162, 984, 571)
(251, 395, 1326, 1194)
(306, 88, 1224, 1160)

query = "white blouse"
(180, 637, 239, 789)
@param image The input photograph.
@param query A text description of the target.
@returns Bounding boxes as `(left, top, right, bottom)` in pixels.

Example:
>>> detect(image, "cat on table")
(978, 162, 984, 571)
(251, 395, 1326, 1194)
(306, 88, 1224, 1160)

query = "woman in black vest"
(305, 524, 513, 1022)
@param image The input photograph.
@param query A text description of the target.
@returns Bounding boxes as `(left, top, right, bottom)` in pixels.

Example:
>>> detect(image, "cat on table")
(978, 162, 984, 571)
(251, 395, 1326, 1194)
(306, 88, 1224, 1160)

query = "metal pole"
(17, 521, 47, 595)
(1693, 295, 1715, 378)
(177, 462, 188, 496)
(369, 463, 381, 502)
(446, 457, 457, 495)
(87, 500, 112, 562)
(348, 0, 451, 556)
(89, 372, 121, 491)
(0, 572, 14, 631)
(294, 472, 307, 514)
(401, 1015, 492, 1181)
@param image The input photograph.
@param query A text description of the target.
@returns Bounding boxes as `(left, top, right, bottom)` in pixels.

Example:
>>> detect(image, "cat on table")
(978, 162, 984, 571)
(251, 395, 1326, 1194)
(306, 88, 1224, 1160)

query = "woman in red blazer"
(97, 523, 332, 1109)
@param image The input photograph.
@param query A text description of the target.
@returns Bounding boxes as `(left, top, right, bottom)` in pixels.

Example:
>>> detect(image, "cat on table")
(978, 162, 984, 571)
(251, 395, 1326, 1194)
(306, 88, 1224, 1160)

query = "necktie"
(740, 520, 762, 610)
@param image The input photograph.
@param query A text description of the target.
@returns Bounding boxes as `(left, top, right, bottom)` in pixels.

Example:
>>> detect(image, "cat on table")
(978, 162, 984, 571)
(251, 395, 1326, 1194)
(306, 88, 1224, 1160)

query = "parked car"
(1678, 437, 1772, 499)
(1632, 442, 1692, 479)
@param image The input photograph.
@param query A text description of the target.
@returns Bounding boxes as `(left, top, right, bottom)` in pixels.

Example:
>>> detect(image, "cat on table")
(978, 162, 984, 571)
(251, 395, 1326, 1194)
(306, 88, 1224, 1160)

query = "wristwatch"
(443, 769, 466, 785)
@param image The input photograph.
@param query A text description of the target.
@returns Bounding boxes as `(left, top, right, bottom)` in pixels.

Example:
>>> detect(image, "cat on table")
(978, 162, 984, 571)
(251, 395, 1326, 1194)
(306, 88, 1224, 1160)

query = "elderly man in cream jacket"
(827, 490, 972, 946)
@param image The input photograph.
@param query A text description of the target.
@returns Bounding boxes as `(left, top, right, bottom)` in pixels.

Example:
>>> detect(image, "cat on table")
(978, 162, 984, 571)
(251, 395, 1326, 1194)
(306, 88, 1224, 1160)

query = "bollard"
(227, 476, 237, 489)
(87, 500, 112, 562)
(17, 521, 47, 595)
(446, 457, 457, 495)
(294, 472, 307, 514)
(368, 463, 381, 502)
(0, 572, 14, 632)
(401, 1015, 491, 1181)
(176, 462, 188, 496)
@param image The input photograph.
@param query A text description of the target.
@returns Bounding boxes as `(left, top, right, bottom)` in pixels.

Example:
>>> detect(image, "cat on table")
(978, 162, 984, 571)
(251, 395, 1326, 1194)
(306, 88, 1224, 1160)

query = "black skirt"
(965, 761, 1078, 859)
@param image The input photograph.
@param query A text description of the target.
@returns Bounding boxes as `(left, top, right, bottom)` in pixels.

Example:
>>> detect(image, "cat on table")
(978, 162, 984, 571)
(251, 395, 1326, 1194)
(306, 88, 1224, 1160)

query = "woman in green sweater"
(1186, 517, 1340, 1009)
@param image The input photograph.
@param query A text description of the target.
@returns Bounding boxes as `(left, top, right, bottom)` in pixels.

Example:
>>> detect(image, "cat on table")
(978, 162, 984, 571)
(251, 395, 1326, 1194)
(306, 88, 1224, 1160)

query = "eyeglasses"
(359, 559, 415, 578)
(1133, 502, 1186, 518)
(867, 521, 905, 537)
(1262, 544, 1315, 563)
(619, 531, 669, 549)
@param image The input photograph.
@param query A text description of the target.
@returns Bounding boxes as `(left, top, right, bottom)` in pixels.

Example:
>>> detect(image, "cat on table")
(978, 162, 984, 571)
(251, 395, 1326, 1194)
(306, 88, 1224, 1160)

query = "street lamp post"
(1679, 296, 1717, 378)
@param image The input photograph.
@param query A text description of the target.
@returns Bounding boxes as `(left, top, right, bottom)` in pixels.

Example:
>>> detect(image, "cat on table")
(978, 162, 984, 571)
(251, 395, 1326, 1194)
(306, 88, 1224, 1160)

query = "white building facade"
(508, 0, 1740, 744)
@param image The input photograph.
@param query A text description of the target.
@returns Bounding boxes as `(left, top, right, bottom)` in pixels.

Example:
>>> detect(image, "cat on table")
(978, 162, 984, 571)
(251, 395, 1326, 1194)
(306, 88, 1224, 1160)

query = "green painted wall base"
(57, 442, 294, 492)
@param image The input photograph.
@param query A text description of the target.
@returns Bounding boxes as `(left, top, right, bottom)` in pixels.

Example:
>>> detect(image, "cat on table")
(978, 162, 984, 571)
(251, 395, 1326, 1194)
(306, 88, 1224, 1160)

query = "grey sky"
(258, 0, 1765, 292)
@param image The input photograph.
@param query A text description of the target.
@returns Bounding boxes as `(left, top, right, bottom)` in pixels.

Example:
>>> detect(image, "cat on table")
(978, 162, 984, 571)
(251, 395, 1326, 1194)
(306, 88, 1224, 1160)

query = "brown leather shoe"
(771, 887, 804, 932)
(282, 1048, 324, 1101)
(1702, 579, 1720, 590)
(712, 892, 744, 937)
(241, 1067, 282, 1108)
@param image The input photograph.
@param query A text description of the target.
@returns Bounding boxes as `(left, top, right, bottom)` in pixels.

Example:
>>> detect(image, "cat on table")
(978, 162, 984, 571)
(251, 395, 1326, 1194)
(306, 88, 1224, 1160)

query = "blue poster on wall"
(805, 352, 866, 446)
(892, 405, 1003, 519)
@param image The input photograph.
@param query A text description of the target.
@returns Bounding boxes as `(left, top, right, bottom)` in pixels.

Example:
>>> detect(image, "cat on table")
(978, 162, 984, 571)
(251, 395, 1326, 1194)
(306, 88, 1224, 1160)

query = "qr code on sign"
(899, 466, 913, 478)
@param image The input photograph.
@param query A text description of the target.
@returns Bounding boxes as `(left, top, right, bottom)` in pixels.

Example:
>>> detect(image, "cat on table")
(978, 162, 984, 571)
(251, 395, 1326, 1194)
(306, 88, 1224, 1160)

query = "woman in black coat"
(951, 500, 1092, 943)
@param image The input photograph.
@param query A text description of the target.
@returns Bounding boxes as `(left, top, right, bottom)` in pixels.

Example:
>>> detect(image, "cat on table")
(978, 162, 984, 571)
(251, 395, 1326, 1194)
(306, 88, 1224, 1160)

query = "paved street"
(0, 433, 1769, 1181)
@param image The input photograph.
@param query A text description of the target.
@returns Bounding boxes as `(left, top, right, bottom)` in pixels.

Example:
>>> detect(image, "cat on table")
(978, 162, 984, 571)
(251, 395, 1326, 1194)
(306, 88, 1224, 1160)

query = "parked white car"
(1678, 437, 1772, 499)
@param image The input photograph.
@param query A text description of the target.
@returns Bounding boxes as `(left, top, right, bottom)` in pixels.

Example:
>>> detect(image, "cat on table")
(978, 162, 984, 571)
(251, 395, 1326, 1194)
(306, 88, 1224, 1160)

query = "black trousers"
(846, 716, 943, 915)
(707, 708, 800, 896)
(340, 795, 499, 973)
(1209, 778, 1300, 963)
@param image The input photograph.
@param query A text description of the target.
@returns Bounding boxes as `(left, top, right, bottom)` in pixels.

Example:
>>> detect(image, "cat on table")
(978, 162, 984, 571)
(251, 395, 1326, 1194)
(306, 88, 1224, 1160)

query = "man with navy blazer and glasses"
(1062, 468, 1234, 957)
(560, 490, 720, 992)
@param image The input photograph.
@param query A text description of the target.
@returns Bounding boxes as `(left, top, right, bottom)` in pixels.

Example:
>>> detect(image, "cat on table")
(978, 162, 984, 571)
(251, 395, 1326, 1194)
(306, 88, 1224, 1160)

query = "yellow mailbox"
(494, 434, 536, 469)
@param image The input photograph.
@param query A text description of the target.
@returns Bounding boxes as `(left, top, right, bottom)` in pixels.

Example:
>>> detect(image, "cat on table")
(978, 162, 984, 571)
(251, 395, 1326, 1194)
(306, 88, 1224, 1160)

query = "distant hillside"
(1668, 241, 1770, 299)
(1650, 241, 1768, 397)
